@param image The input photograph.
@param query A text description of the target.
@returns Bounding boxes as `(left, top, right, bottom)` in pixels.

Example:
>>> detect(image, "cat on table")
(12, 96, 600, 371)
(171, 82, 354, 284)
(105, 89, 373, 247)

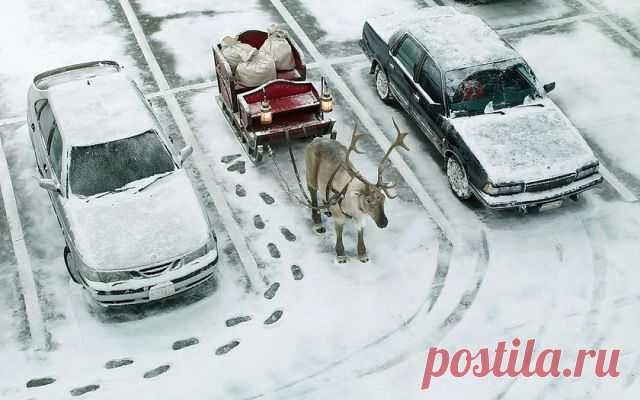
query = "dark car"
(361, 6, 602, 211)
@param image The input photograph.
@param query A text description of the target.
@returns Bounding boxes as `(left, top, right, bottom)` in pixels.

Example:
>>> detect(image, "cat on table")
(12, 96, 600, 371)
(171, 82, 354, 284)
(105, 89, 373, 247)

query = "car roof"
(368, 7, 520, 71)
(47, 73, 157, 147)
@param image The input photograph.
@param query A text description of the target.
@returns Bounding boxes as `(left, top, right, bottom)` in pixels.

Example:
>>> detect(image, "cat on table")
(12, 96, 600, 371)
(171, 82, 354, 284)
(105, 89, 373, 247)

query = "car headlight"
(78, 264, 101, 282)
(97, 270, 139, 283)
(576, 163, 599, 180)
(483, 182, 524, 196)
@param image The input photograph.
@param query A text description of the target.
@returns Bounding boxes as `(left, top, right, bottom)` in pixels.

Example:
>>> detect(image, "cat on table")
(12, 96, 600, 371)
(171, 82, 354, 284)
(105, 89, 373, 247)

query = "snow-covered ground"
(1, 0, 640, 399)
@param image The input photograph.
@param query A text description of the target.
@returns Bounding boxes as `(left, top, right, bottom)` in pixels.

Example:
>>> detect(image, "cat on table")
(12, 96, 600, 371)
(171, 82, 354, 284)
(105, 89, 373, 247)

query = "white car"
(26, 61, 218, 306)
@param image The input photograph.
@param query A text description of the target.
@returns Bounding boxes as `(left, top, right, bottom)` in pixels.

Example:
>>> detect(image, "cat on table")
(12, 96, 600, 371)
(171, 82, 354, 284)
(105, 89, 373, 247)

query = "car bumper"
(471, 173, 603, 209)
(83, 248, 219, 306)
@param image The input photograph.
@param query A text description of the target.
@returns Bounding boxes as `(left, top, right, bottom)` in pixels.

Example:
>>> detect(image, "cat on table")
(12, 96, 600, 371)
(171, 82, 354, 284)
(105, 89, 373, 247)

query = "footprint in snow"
(105, 358, 134, 369)
(254, 215, 265, 229)
(267, 243, 281, 258)
(70, 384, 100, 397)
(227, 160, 246, 174)
(264, 310, 283, 325)
(264, 282, 280, 300)
(259, 192, 275, 205)
(172, 337, 199, 351)
(291, 265, 304, 280)
(280, 227, 296, 242)
(26, 377, 56, 388)
(221, 154, 241, 164)
(216, 340, 240, 355)
(226, 315, 252, 327)
(235, 184, 246, 197)
(143, 365, 170, 379)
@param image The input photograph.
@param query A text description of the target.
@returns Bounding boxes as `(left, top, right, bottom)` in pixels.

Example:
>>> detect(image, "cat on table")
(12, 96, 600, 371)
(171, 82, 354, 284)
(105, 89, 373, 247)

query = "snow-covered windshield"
(446, 59, 540, 117)
(68, 130, 175, 197)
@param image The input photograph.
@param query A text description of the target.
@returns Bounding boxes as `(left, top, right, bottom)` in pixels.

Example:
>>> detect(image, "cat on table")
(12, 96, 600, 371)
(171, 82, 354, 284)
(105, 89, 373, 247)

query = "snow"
(49, 73, 156, 147)
(449, 98, 597, 183)
(137, 0, 277, 83)
(367, 7, 520, 71)
(66, 170, 209, 269)
(0, 0, 144, 117)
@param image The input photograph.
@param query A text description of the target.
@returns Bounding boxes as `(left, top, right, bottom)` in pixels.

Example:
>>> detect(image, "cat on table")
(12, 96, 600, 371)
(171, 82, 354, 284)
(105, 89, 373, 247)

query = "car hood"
(449, 98, 597, 184)
(66, 170, 209, 270)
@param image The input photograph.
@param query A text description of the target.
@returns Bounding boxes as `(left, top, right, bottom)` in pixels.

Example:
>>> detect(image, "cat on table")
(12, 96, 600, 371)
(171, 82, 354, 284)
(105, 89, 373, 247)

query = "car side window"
(395, 35, 423, 76)
(37, 102, 55, 146)
(49, 125, 63, 180)
(418, 55, 443, 103)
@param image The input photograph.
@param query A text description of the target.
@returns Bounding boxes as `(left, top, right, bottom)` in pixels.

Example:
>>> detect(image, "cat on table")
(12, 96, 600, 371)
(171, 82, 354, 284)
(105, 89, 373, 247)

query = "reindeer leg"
(357, 228, 369, 263)
(309, 186, 325, 234)
(335, 221, 347, 263)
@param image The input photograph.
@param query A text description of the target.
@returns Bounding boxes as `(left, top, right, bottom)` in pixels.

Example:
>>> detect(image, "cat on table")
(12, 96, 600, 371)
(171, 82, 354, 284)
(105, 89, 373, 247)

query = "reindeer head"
(343, 119, 409, 229)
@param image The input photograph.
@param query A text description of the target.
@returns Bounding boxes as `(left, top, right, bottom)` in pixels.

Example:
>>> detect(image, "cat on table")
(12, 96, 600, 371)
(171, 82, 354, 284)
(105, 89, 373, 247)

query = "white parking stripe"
(269, 0, 462, 247)
(0, 131, 47, 350)
(497, 12, 606, 35)
(117, 0, 264, 288)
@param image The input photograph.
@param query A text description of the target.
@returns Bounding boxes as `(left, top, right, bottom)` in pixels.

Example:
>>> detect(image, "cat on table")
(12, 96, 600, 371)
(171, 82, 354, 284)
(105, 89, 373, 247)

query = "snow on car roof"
(48, 73, 157, 147)
(367, 6, 520, 71)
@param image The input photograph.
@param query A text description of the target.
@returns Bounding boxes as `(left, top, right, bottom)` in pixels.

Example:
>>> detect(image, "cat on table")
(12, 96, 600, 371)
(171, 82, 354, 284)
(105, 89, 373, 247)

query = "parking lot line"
(497, 12, 606, 35)
(117, 0, 263, 288)
(268, 0, 462, 247)
(0, 130, 47, 350)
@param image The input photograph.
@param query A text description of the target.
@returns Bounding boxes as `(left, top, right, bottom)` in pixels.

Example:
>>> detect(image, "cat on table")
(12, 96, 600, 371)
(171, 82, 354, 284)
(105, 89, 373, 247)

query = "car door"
(413, 54, 447, 153)
(388, 34, 424, 113)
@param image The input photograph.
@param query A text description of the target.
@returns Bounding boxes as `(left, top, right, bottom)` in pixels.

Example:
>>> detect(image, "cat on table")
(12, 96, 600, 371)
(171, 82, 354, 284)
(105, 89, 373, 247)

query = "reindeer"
(304, 120, 409, 263)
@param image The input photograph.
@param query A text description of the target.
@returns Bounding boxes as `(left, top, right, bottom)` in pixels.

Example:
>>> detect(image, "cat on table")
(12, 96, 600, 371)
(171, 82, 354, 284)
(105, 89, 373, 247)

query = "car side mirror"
(543, 82, 556, 94)
(39, 178, 60, 193)
(427, 102, 444, 115)
(179, 145, 193, 166)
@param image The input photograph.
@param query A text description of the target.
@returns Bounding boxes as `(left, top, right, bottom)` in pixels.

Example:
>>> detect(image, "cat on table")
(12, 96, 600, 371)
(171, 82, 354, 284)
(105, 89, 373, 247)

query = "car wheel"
(446, 156, 472, 200)
(375, 65, 394, 104)
(64, 246, 80, 284)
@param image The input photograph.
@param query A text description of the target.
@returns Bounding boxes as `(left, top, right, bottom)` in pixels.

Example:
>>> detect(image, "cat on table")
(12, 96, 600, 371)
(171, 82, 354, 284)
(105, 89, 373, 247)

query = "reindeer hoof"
(336, 256, 347, 264)
(313, 224, 326, 234)
(359, 255, 370, 263)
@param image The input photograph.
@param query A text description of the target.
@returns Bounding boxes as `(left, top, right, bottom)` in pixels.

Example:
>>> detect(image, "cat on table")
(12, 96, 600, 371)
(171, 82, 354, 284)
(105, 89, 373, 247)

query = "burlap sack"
(221, 36, 256, 72)
(235, 50, 277, 87)
(259, 24, 296, 71)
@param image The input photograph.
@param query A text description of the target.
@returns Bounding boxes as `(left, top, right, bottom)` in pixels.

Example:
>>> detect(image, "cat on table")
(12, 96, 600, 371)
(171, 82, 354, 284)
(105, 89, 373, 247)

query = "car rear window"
(68, 130, 175, 197)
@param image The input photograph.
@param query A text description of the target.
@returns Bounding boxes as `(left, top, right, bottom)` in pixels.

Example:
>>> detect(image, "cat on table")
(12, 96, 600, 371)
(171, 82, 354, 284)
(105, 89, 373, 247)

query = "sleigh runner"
(213, 28, 335, 162)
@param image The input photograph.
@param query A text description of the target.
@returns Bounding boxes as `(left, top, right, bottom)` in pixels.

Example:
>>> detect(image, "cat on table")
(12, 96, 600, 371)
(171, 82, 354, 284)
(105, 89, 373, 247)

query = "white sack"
(259, 24, 296, 71)
(235, 50, 277, 87)
(221, 36, 256, 72)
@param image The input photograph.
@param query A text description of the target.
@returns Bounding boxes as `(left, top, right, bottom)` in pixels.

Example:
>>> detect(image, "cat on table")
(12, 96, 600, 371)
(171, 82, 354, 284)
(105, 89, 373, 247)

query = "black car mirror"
(543, 82, 556, 94)
(427, 102, 444, 115)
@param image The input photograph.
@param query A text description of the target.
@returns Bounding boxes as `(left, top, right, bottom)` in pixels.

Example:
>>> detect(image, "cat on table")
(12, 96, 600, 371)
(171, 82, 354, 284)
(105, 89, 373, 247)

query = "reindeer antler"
(376, 118, 410, 198)
(344, 122, 370, 165)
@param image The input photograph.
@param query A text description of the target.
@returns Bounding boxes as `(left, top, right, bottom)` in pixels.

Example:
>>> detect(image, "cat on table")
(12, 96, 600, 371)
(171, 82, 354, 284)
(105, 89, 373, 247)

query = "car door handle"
(389, 63, 395, 70)
(413, 93, 421, 102)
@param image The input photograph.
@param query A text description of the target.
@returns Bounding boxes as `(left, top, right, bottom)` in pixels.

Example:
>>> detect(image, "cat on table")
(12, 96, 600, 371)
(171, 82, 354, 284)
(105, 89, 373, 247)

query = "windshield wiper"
(86, 185, 135, 202)
(136, 172, 172, 193)
(514, 103, 545, 109)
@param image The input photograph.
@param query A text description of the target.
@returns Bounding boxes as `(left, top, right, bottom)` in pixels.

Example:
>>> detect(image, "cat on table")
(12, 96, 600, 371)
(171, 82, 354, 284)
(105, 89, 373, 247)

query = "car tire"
(375, 65, 394, 104)
(64, 246, 80, 284)
(446, 156, 472, 200)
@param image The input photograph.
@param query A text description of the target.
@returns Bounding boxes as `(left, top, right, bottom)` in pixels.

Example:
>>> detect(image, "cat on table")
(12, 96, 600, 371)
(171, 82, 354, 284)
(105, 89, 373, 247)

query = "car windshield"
(68, 130, 175, 197)
(446, 59, 540, 117)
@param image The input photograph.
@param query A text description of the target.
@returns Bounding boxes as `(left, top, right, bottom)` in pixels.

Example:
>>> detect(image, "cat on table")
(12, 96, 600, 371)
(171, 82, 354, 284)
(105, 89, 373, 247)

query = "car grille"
(139, 260, 178, 277)
(525, 173, 577, 193)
